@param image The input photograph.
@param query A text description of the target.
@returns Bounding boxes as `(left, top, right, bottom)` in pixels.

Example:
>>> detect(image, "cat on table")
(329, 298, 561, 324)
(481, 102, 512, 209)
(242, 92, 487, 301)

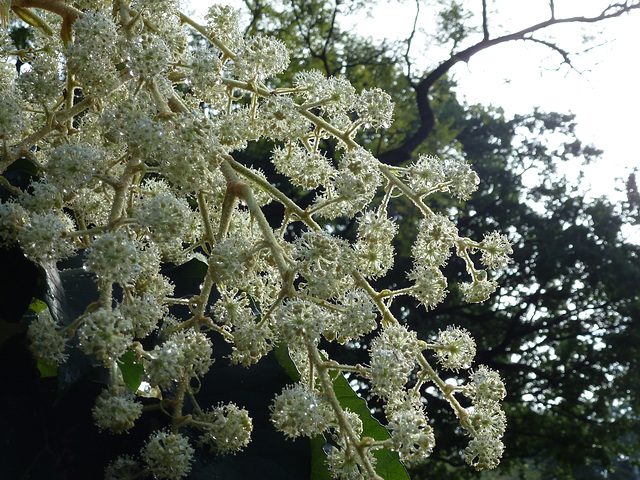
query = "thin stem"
(4, 96, 97, 172)
(192, 273, 215, 321)
(220, 158, 290, 278)
(416, 354, 473, 434)
(225, 156, 321, 230)
(197, 190, 216, 248)
(352, 269, 397, 327)
(307, 342, 382, 480)
(179, 12, 237, 60)
(296, 107, 359, 150)
(217, 168, 240, 242)
(108, 157, 142, 225)
(378, 164, 434, 218)
(64, 73, 76, 131)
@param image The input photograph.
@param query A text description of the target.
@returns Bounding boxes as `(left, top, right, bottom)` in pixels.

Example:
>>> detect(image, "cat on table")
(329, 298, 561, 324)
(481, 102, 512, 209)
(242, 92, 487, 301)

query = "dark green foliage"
(236, 2, 640, 478)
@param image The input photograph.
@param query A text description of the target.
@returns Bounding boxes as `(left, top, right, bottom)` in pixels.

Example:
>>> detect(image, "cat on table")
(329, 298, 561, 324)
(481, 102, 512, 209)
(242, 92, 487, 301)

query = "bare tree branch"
(379, 1, 640, 166)
(482, 0, 489, 41)
(524, 37, 572, 66)
(321, 1, 340, 68)
(403, 0, 421, 88)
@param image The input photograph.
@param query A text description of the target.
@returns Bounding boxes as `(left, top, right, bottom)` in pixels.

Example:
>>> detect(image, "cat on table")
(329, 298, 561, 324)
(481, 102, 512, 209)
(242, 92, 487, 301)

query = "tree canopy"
(234, 0, 640, 477)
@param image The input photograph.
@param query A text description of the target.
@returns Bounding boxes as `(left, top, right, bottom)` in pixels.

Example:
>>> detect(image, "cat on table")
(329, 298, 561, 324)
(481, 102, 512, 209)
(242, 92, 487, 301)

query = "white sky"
(187, 0, 640, 241)
(350, 2, 638, 193)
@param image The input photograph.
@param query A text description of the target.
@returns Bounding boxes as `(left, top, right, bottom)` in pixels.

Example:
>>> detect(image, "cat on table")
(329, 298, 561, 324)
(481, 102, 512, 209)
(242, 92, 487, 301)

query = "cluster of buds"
(0, 2, 512, 479)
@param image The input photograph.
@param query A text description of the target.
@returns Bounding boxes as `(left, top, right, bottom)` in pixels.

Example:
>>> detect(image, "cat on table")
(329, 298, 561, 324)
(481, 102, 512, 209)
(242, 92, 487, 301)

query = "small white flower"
(387, 403, 435, 463)
(356, 87, 394, 129)
(142, 430, 194, 480)
(270, 384, 333, 439)
(480, 231, 513, 270)
(27, 308, 68, 364)
(92, 387, 143, 434)
(77, 308, 133, 363)
(408, 264, 448, 308)
(465, 431, 505, 471)
(18, 212, 76, 263)
(195, 403, 253, 454)
(412, 214, 458, 268)
(235, 35, 290, 81)
(461, 274, 498, 303)
(433, 326, 476, 372)
(85, 231, 143, 285)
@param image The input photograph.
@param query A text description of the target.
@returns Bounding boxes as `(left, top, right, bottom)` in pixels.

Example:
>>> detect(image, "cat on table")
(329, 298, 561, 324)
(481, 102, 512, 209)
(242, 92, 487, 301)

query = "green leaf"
(275, 345, 410, 480)
(28, 299, 48, 314)
(310, 435, 333, 480)
(273, 343, 300, 382)
(37, 358, 58, 378)
(117, 349, 144, 392)
(329, 362, 410, 480)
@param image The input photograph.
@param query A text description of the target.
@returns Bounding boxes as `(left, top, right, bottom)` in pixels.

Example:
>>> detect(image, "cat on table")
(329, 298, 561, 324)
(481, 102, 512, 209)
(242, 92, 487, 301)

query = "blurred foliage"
(234, 1, 640, 478)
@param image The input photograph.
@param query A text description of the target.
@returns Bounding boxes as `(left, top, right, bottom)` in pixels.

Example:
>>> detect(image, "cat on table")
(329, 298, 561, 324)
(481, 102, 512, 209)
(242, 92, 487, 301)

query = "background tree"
(235, 0, 640, 478)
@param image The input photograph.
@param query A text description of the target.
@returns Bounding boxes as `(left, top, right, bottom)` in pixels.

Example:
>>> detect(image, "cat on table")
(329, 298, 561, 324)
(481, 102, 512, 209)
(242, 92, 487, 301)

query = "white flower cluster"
(194, 403, 253, 454)
(0, 3, 512, 479)
(462, 366, 507, 470)
(141, 430, 195, 480)
(92, 386, 143, 434)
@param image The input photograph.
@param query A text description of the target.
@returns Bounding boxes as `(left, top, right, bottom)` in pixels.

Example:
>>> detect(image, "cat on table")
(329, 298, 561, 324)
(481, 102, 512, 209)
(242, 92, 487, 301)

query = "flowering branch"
(0, 3, 511, 478)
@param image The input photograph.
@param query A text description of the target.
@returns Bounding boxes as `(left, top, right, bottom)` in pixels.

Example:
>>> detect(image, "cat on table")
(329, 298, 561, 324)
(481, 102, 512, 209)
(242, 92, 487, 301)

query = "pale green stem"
(193, 272, 215, 322)
(352, 269, 398, 327)
(218, 77, 359, 149)
(164, 298, 192, 306)
(354, 268, 471, 431)
(307, 342, 383, 480)
(61, 311, 89, 336)
(63, 225, 109, 238)
(64, 73, 76, 131)
(296, 107, 359, 150)
(382, 286, 414, 298)
(219, 159, 289, 277)
(379, 183, 394, 212)
(378, 164, 434, 218)
(301, 295, 345, 313)
(222, 159, 297, 313)
(108, 157, 142, 225)
(255, 288, 288, 330)
(322, 362, 362, 374)
(417, 180, 456, 198)
(167, 89, 191, 114)
(225, 156, 321, 230)
(305, 196, 345, 216)
(186, 387, 203, 416)
(171, 376, 188, 432)
(116, 0, 132, 26)
(220, 77, 271, 96)
(4, 96, 97, 173)
(456, 238, 481, 280)
(343, 118, 365, 137)
(216, 174, 239, 242)
(147, 78, 174, 116)
(178, 12, 236, 60)
(197, 191, 216, 247)
(415, 354, 474, 434)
